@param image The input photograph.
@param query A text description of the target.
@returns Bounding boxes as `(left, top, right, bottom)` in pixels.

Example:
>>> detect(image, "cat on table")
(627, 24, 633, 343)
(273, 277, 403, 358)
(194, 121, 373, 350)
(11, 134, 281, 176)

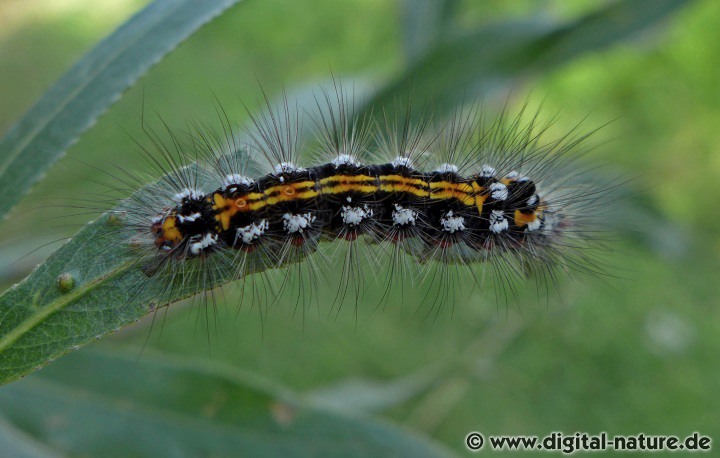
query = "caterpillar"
(105, 87, 610, 317)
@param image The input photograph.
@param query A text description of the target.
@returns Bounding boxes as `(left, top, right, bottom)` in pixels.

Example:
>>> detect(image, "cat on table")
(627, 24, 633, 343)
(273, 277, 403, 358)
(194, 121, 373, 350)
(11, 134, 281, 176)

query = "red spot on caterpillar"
(437, 239, 453, 249)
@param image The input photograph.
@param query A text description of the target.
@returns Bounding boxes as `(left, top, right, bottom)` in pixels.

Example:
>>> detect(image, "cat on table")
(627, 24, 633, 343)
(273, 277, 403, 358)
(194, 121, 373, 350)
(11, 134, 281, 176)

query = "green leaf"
(0, 215, 156, 385)
(364, 0, 693, 118)
(0, 349, 456, 457)
(305, 366, 443, 414)
(0, 152, 273, 386)
(0, 416, 60, 458)
(0, 0, 241, 222)
(401, 0, 460, 62)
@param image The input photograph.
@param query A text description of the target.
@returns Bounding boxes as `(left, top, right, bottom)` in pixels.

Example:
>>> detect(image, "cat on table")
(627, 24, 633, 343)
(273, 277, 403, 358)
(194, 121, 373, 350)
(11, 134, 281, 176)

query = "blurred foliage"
(0, 0, 692, 388)
(0, 0, 718, 456)
(0, 0, 241, 221)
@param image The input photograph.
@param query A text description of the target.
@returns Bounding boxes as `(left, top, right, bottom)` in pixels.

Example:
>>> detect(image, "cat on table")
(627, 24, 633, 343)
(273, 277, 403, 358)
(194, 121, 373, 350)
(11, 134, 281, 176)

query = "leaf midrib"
(0, 260, 136, 355)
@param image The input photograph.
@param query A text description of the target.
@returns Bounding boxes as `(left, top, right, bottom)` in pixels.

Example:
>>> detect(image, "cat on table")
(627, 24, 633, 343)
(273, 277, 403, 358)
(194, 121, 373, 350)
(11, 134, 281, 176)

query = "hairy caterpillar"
(95, 86, 611, 319)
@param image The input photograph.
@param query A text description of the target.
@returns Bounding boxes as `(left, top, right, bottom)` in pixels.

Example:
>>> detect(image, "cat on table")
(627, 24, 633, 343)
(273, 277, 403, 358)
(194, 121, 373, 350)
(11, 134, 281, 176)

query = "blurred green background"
(0, 0, 719, 456)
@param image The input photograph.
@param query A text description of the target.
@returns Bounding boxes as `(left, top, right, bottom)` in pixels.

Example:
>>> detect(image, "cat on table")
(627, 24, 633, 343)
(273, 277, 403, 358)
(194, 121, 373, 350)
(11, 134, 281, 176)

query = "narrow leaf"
(0, 350, 456, 457)
(0, 0, 241, 221)
(0, 416, 60, 458)
(364, 0, 692, 117)
(305, 366, 442, 414)
(401, 0, 460, 62)
(0, 153, 273, 385)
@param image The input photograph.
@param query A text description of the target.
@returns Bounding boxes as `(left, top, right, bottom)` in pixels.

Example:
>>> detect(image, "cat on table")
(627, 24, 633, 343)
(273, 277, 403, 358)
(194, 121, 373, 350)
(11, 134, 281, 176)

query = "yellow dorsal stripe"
(263, 181, 317, 197)
(378, 174, 429, 197)
(213, 175, 495, 231)
(428, 181, 475, 206)
(430, 191, 475, 206)
(378, 174, 427, 187)
(265, 189, 320, 205)
(321, 183, 378, 195)
(319, 174, 375, 185)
